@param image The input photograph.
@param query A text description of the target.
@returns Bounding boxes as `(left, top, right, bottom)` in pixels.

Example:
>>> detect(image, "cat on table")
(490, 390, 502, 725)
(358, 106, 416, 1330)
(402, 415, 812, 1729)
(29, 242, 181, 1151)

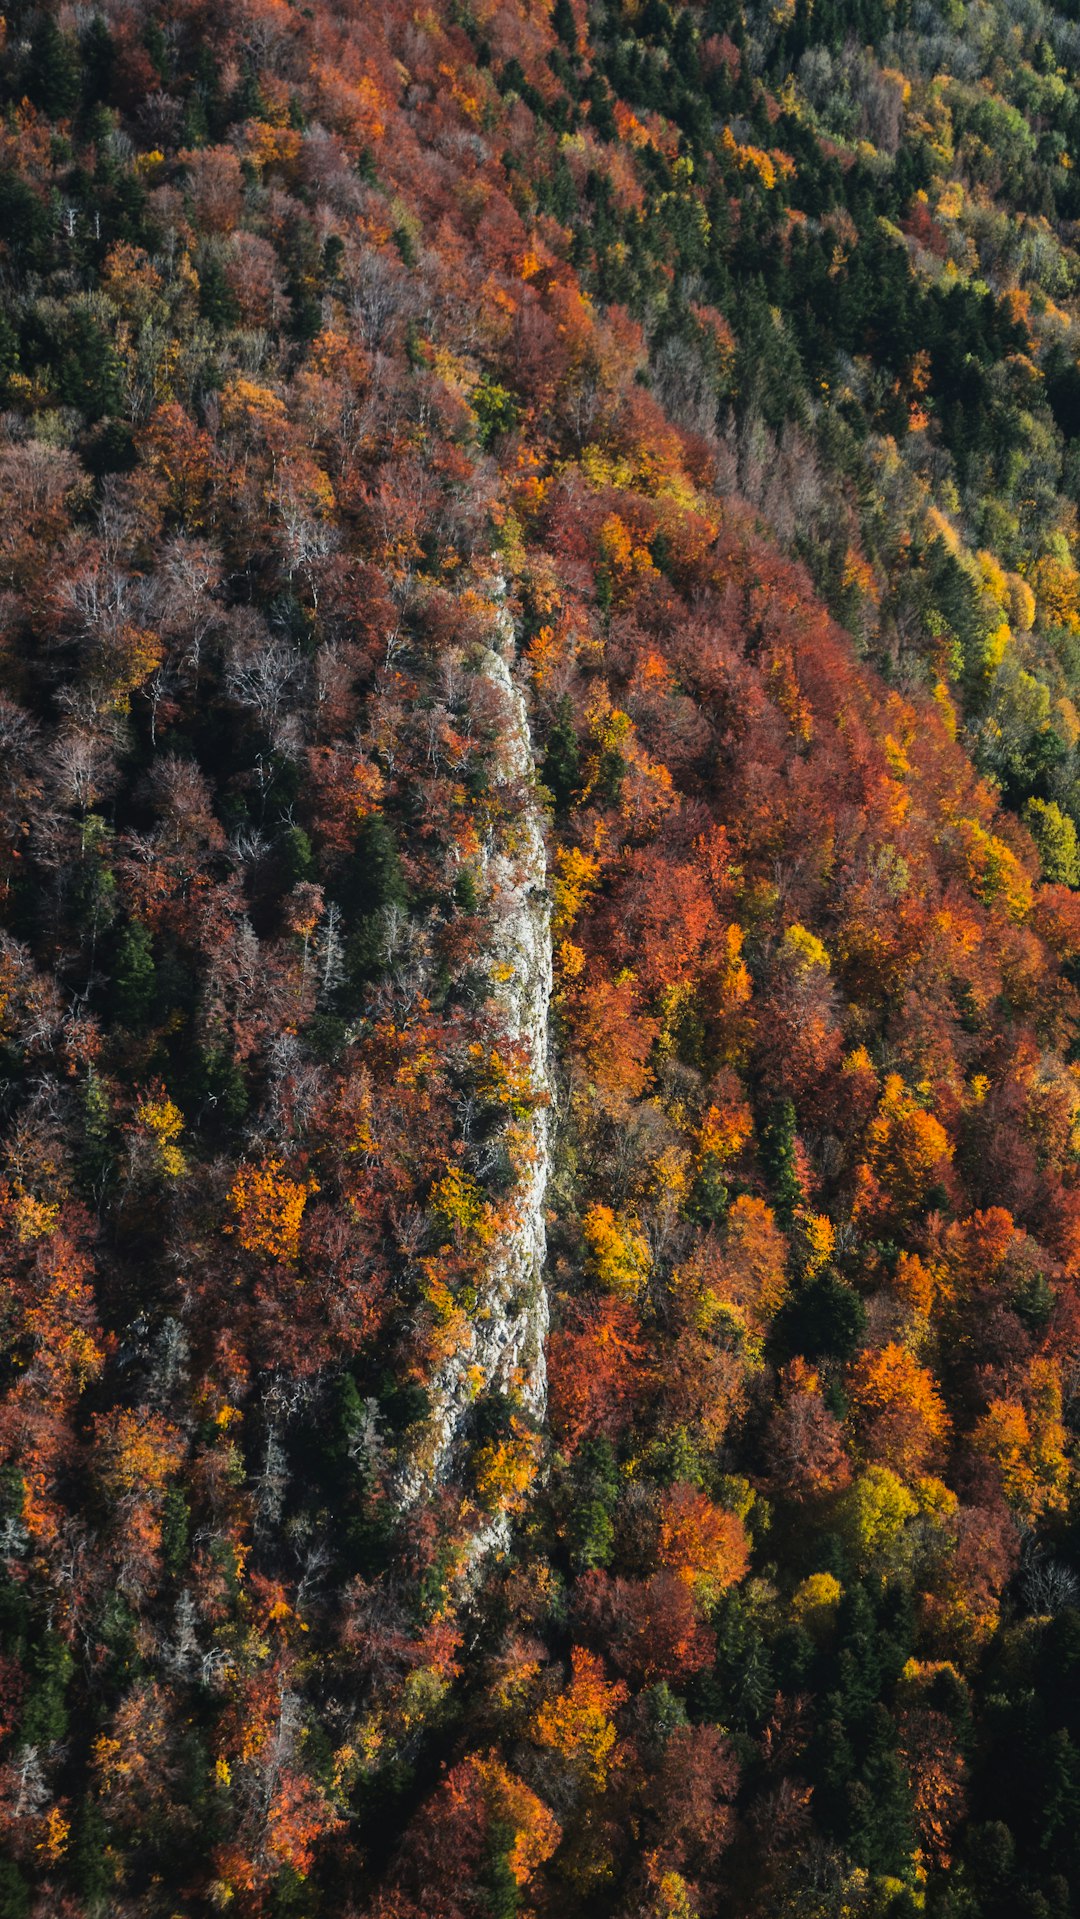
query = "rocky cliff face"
(396, 577, 551, 1518)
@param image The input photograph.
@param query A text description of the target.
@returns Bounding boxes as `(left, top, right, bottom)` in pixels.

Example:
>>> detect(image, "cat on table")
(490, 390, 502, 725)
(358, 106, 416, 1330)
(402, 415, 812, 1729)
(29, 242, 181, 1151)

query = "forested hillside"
(5, 0, 1080, 1914)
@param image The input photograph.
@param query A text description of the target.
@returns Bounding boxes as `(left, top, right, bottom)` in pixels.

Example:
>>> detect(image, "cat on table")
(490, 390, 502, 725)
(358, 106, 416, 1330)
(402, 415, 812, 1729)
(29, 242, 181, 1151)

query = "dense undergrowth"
(4, 1, 1080, 1915)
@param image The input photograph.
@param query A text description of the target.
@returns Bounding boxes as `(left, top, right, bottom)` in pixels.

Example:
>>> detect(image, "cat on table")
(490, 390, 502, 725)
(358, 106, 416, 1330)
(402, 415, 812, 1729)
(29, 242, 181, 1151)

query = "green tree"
(542, 696, 580, 815)
(1026, 798, 1080, 886)
(113, 921, 157, 1028)
(777, 1271, 867, 1364)
(25, 16, 81, 118)
(343, 814, 409, 984)
(22, 1630, 74, 1746)
(761, 1097, 803, 1226)
(564, 1437, 619, 1571)
(197, 248, 239, 329)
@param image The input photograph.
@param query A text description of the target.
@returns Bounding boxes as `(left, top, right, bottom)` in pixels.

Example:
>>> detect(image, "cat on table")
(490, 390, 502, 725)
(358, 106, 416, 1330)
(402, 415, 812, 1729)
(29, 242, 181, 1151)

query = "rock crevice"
(397, 575, 551, 1513)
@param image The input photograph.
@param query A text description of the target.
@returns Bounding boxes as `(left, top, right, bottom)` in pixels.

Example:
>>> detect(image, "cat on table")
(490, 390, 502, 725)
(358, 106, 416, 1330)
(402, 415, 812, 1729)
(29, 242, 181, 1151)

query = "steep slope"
(2, 3, 1080, 1918)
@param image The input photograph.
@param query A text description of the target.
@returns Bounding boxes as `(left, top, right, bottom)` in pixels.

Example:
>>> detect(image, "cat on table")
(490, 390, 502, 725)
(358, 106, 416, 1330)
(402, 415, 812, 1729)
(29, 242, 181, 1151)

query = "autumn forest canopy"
(12, 0, 1080, 1913)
